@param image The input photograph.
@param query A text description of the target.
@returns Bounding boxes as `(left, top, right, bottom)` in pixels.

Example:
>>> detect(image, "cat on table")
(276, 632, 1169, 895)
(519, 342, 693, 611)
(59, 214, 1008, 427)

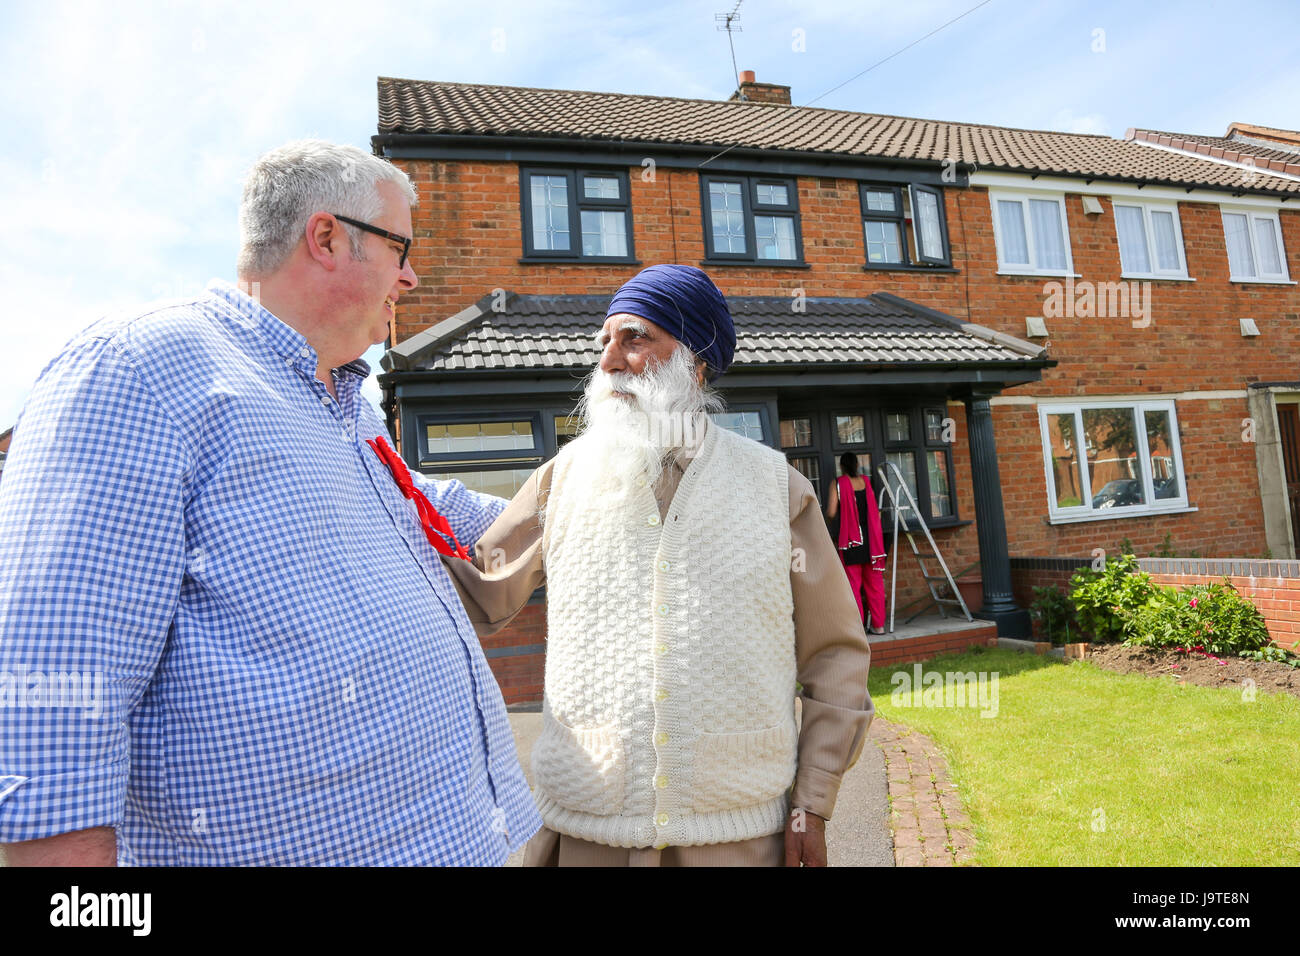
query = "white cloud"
(1052, 109, 1110, 136)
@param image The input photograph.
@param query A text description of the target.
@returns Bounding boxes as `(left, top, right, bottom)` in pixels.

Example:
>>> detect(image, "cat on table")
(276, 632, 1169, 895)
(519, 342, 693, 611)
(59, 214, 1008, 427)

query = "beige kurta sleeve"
(444, 459, 554, 636)
(786, 465, 875, 821)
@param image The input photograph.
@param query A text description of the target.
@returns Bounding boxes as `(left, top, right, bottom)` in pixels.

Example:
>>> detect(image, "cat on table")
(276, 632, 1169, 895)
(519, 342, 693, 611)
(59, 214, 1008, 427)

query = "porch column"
(964, 391, 1030, 637)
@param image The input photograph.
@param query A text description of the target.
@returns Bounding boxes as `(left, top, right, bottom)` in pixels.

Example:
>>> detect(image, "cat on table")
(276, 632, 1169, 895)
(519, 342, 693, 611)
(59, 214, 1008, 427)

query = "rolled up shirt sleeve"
(786, 466, 875, 821)
(0, 333, 188, 842)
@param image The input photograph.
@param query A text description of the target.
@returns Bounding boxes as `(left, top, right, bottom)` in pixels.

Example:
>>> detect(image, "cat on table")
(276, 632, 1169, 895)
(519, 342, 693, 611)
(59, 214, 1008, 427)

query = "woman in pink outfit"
(825, 453, 887, 634)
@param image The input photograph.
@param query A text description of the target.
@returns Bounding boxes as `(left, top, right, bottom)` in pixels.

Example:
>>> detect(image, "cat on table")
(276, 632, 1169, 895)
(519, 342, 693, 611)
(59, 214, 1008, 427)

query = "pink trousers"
(841, 558, 886, 630)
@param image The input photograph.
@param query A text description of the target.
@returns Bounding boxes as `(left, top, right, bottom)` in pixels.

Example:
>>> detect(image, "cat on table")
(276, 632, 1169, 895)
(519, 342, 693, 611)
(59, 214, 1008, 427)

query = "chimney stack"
(730, 70, 791, 105)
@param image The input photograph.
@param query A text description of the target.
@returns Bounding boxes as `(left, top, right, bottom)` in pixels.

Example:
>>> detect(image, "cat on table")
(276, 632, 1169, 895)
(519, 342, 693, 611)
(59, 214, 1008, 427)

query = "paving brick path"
(871, 717, 977, 866)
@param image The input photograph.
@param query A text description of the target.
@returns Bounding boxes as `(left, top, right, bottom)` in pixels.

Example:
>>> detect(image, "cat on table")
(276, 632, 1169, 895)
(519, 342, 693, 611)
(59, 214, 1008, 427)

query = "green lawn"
(869, 647, 1300, 865)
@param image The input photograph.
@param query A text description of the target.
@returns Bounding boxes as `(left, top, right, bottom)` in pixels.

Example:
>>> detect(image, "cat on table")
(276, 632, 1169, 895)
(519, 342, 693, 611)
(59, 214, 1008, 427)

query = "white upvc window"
(989, 191, 1074, 275)
(1038, 399, 1189, 522)
(1113, 201, 1189, 279)
(1220, 206, 1291, 282)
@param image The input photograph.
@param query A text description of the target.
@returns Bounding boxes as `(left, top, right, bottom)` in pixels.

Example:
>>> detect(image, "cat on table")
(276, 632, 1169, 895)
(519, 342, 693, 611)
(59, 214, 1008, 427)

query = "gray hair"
(237, 139, 417, 277)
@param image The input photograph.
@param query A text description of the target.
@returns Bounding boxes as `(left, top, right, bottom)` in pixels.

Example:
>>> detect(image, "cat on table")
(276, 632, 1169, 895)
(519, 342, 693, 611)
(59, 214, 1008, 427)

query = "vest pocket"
(532, 714, 626, 816)
(690, 721, 798, 814)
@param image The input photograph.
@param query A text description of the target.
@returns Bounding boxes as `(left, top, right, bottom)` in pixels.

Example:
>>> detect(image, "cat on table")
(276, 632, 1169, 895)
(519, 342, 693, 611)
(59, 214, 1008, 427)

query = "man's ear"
(305, 212, 344, 270)
(695, 359, 707, 386)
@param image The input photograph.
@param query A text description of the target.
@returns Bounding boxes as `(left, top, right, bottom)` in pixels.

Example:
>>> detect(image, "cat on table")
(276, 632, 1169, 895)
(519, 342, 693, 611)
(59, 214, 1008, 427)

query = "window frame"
(988, 190, 1075, 276)
(858, 183, 952, 269)
(709, 405, 772, 445)
(415, 411, 546, 470)
(1037, 399, 1190, 523)
(519, 166, 637, 262)
(1112, 200, 1190, 280)
(700, 173, 805, 266)
(1219, 205, 1292, 283)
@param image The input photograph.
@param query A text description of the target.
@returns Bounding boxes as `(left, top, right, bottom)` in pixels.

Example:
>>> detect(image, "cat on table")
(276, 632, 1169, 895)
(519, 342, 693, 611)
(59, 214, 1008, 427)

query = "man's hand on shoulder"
(783, 808, 827, 867)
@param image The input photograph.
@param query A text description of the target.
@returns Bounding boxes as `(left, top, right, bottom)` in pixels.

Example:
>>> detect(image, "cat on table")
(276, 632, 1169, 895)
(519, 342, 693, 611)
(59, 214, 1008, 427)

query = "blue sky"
(2, 0, 1298, 425)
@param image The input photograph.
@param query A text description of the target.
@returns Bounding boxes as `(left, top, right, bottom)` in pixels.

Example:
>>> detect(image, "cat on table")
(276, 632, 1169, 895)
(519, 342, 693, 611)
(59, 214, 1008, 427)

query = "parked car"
(1092, 479, 1144, 509)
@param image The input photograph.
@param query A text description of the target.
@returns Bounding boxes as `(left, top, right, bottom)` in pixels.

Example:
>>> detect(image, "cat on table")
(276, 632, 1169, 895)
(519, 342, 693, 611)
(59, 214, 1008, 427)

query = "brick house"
(371, 75, 1300, 698)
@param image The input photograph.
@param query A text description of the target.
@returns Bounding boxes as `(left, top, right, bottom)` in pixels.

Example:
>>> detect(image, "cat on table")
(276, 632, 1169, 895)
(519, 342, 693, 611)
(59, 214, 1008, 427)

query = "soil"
(1084, 643, 1300, 700)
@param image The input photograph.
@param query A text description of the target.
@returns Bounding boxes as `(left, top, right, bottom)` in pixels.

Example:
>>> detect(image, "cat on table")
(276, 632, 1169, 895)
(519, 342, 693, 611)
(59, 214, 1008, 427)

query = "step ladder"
(875, 460, 972, 632)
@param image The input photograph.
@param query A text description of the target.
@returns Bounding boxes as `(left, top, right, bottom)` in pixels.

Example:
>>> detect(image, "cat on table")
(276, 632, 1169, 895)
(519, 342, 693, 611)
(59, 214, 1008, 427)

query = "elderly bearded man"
(448, 264, 874, 866)
(0, 140, 540, 865)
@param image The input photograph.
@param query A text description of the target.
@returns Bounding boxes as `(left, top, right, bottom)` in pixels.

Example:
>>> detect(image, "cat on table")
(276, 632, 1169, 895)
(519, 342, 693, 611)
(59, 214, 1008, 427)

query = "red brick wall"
(481, 602, 546, 706)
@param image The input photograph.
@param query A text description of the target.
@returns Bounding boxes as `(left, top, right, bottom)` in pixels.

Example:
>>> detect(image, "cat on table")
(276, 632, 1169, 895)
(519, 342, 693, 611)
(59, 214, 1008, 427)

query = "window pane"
(864, 220, 902, 263)
(927, 450, 952, 517)
(427, 467, 535, 499)
(426, 420, 535, 453)
(583, 175, 620, 199)
(780, 417, 812, 448)
(756, 183, 789, 206)
(1223, 212, 1255, 277)
(885, 412, 911, 443)
(755, 215, 796, 260)
(554, 414, 581, 448)
(1029, 199, 1067, 271)
(1115, 205, 1150, 274)
(997, 200, 1030, 265)
(711, 410, 765, 442)
(835, 415, 866, 444)
(1045, 412, 1084, 508)
(885, 451, 918, 511)
(580, 209, 628, 257)
(925, 410, 946, 443)
(1082, 407, 1144, 509)
(530, 175, 570, 251)
(1144, 409, 1180, 500)
(1254, 217, 1283, 275)
(865, 189, 896, 213)
(1151, 210, 1180, 271)
(915, 189, 943, 260)
(789, 456, 821, 501)
(709, 181, 746, 254)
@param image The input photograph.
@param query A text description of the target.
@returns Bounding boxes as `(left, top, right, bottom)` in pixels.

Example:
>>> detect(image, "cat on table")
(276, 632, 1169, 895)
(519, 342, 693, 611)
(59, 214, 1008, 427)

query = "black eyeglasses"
(332, 213, 412, 269)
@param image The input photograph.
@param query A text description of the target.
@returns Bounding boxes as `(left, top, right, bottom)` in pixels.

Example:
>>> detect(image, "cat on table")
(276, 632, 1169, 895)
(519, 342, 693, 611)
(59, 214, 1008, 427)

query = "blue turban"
(604, 264, 735, 380)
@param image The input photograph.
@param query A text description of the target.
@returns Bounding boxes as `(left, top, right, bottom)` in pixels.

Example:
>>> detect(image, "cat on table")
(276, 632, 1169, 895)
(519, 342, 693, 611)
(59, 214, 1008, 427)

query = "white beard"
(568, 344, 724, 496)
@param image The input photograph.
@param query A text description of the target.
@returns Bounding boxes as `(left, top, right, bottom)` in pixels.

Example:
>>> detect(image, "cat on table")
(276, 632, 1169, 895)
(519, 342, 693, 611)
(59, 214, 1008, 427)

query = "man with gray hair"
(0, 140, 540, 865)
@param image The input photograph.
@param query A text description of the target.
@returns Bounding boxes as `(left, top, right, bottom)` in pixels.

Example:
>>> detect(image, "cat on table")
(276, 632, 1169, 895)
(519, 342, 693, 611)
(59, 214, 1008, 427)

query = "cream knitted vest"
(535, 420, 797, 847)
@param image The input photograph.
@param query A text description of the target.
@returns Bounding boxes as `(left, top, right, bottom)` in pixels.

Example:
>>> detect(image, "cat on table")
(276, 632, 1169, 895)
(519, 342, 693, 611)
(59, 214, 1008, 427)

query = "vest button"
(656, 604, 668, 616)
(647, 514, 660, 526)
(655, 688, 670, 701)
(655, 642, 667, 655)
(655, 731, 669, 746)
(658, 560, 670, 572)
(656, 813, 669, 827)
(655, 775, 668, 789)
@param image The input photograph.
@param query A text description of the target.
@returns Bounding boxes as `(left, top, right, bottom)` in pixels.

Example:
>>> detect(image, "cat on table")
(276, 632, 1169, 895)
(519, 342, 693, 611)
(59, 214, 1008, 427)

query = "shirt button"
(658, 560, 670, 572)
(655, 775, 668, 789)
(299, 346, 311, 357)
(320, 395, 331, 405)
(647, 514, 660, 526)
(656, 813, 669, 827)
(655, 732, 669, 746)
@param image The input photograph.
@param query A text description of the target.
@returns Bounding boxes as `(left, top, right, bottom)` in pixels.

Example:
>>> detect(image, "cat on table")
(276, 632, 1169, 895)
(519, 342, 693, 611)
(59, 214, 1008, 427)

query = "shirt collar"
(206, 279, 371, 382)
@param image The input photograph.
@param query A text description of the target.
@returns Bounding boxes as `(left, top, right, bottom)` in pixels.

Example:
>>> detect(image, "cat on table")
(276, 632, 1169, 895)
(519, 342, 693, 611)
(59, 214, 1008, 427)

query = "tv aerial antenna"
(715, 0, 744, 99)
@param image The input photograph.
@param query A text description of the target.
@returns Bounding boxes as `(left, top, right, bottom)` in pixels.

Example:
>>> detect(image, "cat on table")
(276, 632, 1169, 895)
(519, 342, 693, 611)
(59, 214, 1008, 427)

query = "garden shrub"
(1067, 554, 1156, 643)
(1029, 585, 1077, 645)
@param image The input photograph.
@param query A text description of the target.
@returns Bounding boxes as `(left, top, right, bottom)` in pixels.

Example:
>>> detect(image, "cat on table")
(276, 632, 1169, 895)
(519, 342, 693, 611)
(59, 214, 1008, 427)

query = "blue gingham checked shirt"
(0, 280, 541, 865)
